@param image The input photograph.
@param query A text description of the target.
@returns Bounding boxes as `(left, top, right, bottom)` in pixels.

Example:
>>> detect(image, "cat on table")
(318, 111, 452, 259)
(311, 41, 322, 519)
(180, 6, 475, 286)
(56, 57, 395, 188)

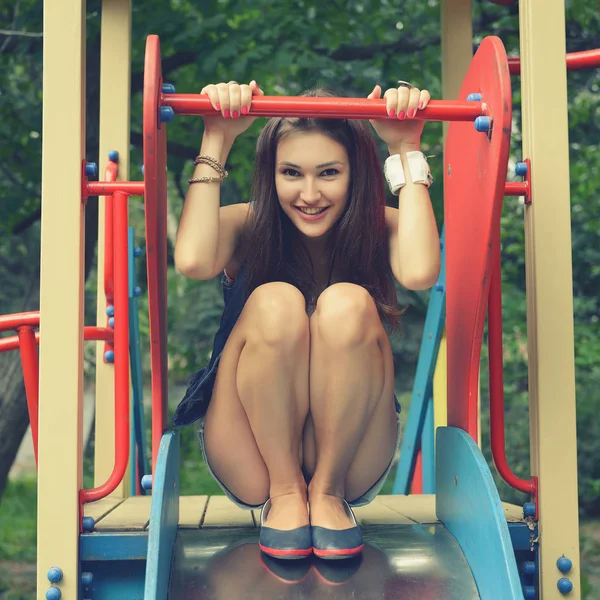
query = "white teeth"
(298, 207, 327, 215)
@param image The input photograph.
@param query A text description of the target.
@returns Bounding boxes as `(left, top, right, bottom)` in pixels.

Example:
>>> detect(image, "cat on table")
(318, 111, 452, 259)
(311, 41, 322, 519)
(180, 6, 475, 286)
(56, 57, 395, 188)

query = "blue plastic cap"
(82, 516, 95, 532)
(474, 116, 491, 133)
(85, 162, 98, 177)
(523, 561, 536, 576)
(108, 317, 114, 328)
(46, 587, 61, 600)
(81, 572, 94, 585)
(141, 474, 153, 490)
(104, 350, 115, 363)
(134, 247, 144, 258)
(515, 162, 528, 177)
(523, 502, 536, 518)
(108, 150, 119, 162)
(523, 586, 536, 599)
(160, 106, 175, 123)
(466, 93, 482, 102)
(47, 567, 63, 583)
(141, 165, 145, 174)
(162, 83, 176, 94)
(134, 286, 142, 297)
(557, 578, 573, 594)
(557, 556, 572, 573)
(106, 305, 114, 317)
(435, 283, 444, 292)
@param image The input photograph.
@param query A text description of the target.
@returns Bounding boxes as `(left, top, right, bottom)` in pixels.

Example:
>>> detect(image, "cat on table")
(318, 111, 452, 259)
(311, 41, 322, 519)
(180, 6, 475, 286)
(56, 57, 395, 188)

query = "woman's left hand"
(367, 83, 431, 147)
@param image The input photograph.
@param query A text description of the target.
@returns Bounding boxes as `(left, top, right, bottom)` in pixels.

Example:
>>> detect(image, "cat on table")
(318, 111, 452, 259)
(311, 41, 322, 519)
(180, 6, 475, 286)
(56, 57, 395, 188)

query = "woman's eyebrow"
(278, 160, 344, 169)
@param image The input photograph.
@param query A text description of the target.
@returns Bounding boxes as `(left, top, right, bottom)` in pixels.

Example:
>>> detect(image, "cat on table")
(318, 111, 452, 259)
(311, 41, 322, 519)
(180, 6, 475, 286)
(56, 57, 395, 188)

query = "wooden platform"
(83, 494, 525, 531)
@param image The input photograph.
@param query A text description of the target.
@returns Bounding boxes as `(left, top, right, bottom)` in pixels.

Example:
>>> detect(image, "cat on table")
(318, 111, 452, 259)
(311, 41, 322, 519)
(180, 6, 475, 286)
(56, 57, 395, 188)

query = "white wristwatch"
(384, 151, 433, 195)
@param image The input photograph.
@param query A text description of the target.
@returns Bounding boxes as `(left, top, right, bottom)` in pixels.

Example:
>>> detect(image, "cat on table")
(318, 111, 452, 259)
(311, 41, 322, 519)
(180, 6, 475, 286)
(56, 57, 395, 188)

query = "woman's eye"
(321, 169, 339, 177)
(282, 168, 300, 177)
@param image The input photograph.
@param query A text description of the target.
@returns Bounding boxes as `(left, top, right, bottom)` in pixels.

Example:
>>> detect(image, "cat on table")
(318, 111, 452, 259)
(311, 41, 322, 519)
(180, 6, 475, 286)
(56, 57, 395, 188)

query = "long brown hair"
(239, 87, 402, 332)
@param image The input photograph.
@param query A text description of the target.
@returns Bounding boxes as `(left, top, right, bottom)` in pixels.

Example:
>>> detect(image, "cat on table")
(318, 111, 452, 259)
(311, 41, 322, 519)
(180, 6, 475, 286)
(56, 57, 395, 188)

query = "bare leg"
(204, 282, 310, 529)
(303, 283, 398, 529)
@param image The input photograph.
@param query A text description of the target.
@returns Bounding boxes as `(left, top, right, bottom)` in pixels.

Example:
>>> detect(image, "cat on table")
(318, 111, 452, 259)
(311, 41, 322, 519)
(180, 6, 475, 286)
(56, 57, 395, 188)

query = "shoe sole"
(259, 543, 313, 560)
(313, 544, 364, 560)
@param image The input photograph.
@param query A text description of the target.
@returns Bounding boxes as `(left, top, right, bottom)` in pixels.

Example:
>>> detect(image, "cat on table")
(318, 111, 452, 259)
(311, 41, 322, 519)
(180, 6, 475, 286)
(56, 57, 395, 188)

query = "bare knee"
(313, 283, 379, 347)
(246, 282, 309, 348)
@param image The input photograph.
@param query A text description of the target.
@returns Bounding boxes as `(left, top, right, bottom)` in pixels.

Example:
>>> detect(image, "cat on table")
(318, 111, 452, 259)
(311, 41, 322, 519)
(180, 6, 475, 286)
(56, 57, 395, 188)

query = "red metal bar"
(162, 95, 485, 122)
(0, 311, 40, 332)
(508, 49, 600, 75)
(104, 160, 117, 305)
(87, 181, 145, 197)
(488, 239, 537, 498)
(411, 449, 423, 494)
(504, 182, 528, 196)
(17, 326, 39, 467)
(81, 191, 130, 503)
(0, 327, 113, 353)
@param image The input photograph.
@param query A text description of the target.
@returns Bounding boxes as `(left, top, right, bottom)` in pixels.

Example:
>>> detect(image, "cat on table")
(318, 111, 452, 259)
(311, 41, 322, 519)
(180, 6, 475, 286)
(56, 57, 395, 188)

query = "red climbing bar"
(87, 181, 145, 197)
(488, 240, 537, 497)
(162, 95, 485, 122)
(508, 49, 600, 75)
(17, 326, 39, 467)
(81, 191, 130, 503)
(504, 182, 528, 196)
(0, 312, 40, 332)
(0, 326, 113, 352)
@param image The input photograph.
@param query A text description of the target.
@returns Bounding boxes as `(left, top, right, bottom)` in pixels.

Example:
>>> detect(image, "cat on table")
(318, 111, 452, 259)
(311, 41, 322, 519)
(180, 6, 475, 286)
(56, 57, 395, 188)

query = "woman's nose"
(300, 179, 321, 202)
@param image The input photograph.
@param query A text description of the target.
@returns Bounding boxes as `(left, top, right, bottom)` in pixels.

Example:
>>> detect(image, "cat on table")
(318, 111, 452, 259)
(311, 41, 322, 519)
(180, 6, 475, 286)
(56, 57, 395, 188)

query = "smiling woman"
(173, 81, 440, 562)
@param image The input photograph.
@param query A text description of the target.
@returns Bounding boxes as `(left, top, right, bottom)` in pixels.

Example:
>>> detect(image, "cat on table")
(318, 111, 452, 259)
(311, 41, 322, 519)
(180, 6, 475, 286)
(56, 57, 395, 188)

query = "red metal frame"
(144, 35, 169, 473)
(81, 191, 130, 503)
(508, 49, 600, 76)
(103, 159, 117, 361)
(163, 94, 484, 122)
(488, 236, 538, 514)
(0, 314, 113, 469)
(444, 37, 512, 440)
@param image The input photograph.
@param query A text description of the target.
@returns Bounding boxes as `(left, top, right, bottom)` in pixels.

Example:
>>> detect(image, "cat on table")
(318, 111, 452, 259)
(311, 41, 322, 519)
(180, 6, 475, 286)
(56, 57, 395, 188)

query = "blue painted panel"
(436, 427, 524, 599)
(144, 430, 180, 599)
(80, 559, 145, 600)
(422, 396, 435, 493)
(393, 229, 446, 494)
(80, 532, 148, 561)
(508, 522, 536, 553)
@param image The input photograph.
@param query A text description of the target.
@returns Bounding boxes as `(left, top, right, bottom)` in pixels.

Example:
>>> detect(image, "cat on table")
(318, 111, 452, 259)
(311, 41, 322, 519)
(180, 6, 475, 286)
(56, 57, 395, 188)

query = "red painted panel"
(444, 37, 512, 439)
(143, 35, 169, 470)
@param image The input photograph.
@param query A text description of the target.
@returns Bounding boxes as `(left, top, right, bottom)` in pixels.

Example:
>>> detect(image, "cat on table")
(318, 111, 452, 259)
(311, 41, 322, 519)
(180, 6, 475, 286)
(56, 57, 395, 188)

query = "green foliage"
(0, 478, 37, 562)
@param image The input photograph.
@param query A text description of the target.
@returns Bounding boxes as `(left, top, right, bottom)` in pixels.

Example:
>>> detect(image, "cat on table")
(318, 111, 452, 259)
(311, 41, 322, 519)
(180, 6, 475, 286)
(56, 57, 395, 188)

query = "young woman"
(173, 80, 440, 561)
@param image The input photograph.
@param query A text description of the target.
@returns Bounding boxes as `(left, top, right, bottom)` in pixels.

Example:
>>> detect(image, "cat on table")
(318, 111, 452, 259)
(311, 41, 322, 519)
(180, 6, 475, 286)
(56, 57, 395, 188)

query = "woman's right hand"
(200, 80, 265, 140)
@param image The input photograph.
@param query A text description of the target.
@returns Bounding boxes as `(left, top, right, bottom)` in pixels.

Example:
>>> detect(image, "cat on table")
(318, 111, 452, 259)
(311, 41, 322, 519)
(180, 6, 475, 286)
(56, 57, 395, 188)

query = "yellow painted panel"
(179, 496, 209, 529)
(519, 0, 581, 597)
(95, 496, 151, 531)
(83, 497, 124, 522)
(202, 496, 255, 528)
(94, 0, 132, 497)
(433, 332, 448, 430)
(37, 1, 86, 597)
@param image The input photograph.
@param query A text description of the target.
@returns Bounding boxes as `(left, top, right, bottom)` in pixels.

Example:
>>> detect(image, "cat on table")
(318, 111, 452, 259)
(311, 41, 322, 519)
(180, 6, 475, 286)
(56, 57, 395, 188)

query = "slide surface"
(168, 523, 481, 599)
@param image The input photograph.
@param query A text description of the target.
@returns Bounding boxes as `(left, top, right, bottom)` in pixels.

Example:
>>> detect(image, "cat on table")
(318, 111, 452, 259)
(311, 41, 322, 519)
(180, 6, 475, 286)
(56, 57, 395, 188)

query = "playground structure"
(2, 0, 600, 597)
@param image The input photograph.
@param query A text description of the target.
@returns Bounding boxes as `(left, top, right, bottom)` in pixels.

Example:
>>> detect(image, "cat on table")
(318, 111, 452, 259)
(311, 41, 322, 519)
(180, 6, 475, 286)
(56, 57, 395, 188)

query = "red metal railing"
(81, 190, 130, 503)
(87, 181, 145, 196)
(162, 95, 486, 122)
(0, 313, 113, 468)
(508, 49, 600, 75)
(488, 238, 537, 502)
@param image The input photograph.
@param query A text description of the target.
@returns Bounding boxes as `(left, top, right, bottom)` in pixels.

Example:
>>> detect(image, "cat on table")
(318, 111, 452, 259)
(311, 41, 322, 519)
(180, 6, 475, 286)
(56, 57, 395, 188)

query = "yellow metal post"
(519, 0, 581, 596)
(94, 0, 132, 496)
(38, 0, 86, 596)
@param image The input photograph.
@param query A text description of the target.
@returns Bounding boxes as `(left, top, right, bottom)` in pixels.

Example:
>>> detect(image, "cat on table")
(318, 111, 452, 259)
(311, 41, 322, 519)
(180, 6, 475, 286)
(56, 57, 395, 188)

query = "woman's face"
(275, 130, 350, 241)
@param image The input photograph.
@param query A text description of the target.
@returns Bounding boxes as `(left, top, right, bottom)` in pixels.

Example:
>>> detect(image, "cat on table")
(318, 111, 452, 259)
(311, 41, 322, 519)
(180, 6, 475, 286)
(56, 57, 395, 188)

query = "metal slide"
(167, 524, 480, 599)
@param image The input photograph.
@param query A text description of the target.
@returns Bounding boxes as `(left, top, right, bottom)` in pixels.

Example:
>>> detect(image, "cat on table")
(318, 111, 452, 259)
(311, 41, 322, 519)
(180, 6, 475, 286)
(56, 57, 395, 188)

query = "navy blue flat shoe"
(312, 498, 364, 560)
(258, 499, 313, 560)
